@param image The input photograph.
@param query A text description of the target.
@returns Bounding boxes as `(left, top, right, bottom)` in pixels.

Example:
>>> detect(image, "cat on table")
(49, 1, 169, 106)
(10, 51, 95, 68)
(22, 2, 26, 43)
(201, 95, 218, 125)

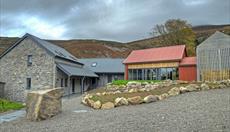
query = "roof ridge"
(132, 44, 186, 52)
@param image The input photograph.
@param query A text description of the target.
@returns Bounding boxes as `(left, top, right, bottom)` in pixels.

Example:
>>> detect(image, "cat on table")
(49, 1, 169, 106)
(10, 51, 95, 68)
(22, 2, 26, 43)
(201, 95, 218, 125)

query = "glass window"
(138, 69, 142, 80)
(161, 68, 167, 80)
(27, 55, 32, 66)
(128, 69, 133, 80)
(133, 69, 137, 80)
(26, 78, 31, 90)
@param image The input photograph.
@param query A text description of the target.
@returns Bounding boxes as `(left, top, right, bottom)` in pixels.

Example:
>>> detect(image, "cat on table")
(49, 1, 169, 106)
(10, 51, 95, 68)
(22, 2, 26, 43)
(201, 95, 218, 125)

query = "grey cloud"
(0, 0, 229, 42)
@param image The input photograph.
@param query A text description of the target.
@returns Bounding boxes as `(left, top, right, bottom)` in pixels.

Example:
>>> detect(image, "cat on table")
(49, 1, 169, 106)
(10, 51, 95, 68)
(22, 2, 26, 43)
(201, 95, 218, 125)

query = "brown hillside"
(0, 24, 229, 58)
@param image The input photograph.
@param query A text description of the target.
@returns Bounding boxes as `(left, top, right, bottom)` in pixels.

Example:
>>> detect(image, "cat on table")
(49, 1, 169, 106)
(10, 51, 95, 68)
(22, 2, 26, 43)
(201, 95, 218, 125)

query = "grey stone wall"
(0, 38, 55, 102)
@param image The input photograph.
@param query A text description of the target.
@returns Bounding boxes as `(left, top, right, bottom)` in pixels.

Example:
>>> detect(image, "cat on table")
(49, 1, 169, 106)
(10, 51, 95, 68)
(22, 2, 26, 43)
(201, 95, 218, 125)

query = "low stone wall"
(82, 80, 230, 110)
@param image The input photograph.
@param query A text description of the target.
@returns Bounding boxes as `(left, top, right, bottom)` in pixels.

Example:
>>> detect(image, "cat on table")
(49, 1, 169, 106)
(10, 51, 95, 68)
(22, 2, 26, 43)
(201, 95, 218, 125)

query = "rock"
(96, 93, 101, 96)
(143, 95, 158, 103)
(101, 102, 114, 109)
(85, 98, 94, 107)
(168, 87, 180, 96)
(92, 100, 102, 109)
(26, 88, 63, 121)
(185, 84, 200, 92)
(201, 83, 209, 90)
(113, 90, 121, 94)
(176, 80, 189, 84)
(138, 88, 146, 92)
(158, 93, 169, 100)
(128, 88, 137, 93)
(127, 96, 143, 105)
(114, 97, 128, 106)
(179, 87, 188, 93)
(127, 81, 142, 89)
(144, 84, 152, 89)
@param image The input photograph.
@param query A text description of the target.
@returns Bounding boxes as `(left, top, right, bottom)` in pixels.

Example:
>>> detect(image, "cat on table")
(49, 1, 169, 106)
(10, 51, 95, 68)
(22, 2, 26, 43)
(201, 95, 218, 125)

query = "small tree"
(151, 19, 196, 56)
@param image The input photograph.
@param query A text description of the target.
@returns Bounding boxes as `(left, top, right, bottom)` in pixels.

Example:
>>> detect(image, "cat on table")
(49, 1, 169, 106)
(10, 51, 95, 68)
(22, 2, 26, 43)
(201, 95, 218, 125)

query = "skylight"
(91, 62, 97, 67)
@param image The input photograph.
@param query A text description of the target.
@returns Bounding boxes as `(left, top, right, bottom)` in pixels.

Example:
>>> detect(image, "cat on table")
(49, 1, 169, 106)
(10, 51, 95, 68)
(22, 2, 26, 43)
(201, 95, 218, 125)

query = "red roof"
(180, 57, 197, 66)
(123, 45, 186, 64)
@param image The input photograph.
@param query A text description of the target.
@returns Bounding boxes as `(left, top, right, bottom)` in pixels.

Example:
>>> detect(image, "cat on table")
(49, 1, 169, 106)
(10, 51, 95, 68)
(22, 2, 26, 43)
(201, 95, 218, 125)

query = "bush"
(111, 80, 160, 86)
(0, 98, 24, 113)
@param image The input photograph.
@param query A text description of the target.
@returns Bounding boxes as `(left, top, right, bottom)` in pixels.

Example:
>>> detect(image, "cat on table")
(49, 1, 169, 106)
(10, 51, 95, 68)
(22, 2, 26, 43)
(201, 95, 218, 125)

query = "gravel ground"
(0, 88, 230, 132)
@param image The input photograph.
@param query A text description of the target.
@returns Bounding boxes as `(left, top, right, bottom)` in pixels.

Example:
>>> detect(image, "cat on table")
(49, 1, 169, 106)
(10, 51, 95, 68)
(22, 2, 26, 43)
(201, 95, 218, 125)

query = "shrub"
(0, 98, 24, 113)
(111, 80, 160, 86)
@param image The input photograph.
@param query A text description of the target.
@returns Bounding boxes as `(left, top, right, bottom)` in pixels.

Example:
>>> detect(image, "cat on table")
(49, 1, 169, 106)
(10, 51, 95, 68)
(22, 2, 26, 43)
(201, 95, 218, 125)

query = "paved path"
(0, 110, 26, 124)
(0, 88, 230, 132)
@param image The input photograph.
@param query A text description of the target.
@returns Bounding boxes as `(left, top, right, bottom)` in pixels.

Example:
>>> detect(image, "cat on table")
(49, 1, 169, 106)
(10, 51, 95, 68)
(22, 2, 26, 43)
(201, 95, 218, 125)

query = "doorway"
(72, 79, 75, 93)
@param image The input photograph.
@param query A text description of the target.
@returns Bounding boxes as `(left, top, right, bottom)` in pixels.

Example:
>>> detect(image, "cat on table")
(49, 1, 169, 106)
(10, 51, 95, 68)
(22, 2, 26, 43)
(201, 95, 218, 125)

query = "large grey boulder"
(26, 88, 63, 121)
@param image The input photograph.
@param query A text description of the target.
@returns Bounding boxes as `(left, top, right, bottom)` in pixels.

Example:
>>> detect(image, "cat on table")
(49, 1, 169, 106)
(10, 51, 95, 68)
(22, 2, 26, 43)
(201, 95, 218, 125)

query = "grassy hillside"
(0, 24, 229, 58)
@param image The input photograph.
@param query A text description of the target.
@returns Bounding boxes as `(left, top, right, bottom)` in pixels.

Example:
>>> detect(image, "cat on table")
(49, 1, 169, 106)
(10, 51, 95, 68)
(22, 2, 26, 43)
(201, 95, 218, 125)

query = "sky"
(0, 0, 230, 42)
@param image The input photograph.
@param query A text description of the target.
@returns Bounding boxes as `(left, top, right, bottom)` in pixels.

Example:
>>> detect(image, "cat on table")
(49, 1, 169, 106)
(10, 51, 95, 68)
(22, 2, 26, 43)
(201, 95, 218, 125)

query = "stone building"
(0, 33, 98, 102)
(79, 58, 124, 87)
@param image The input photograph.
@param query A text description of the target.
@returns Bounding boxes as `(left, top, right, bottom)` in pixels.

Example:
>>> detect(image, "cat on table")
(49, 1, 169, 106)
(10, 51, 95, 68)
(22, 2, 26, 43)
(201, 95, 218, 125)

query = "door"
(72, 79, 75, 93)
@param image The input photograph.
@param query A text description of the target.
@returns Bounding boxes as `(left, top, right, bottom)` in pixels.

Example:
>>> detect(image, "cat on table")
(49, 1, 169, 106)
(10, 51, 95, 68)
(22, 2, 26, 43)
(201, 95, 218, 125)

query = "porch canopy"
(56, 63, 98, 77)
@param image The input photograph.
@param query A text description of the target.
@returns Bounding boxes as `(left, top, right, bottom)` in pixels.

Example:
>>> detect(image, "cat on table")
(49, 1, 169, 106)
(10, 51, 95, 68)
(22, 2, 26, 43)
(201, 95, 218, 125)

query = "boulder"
(113, 90, 122, 94)
(26, 88, 63, 121)
(101, 102, 115, 109)
(96, 93, 101, 96)
(114, 97, 128, 106)
(92, 100, 101, 109)
(128, 88, 137, 93)
(168, 87, 180, 96)
(158, 93, 169, 100)
(179, 87, 188, 93)
(127, 81, 142, 89)
(85, 98, 95, 107)
(176, 80, 189, 84)
(185, 84, 200, 92)
(143, 95, 158, 103)
(127, 96, 143, 105)
(201, 83, 209, 90)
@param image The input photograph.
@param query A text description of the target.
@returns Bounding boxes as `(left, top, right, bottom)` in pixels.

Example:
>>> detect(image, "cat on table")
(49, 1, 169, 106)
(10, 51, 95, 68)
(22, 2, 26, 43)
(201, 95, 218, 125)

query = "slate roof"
(197, 31, 230, 49)
(57, 63, 98, 77)
(123, 45, 186, 64)
(0, 33, 82, 65)
(180, 57, 197, 66)
(79, 58, 125, 73)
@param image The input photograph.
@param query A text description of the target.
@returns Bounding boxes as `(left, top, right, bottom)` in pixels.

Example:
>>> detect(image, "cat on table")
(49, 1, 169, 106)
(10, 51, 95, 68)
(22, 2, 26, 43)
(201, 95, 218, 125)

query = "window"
(61, 79, 64, 87)
(26, 78, 31, 89)
(65, 78, 68, 87)
(91, 62, 97, 67)
(27, 55, 32, 66)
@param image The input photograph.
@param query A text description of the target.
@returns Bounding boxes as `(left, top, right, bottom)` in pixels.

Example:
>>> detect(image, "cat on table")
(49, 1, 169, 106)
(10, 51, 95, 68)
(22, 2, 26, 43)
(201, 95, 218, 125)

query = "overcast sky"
(0, 0, 229, 42)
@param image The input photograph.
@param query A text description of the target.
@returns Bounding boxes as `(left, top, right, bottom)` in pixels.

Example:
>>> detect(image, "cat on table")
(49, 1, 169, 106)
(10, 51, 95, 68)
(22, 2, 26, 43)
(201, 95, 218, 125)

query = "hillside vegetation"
(0, 24, 229, 58)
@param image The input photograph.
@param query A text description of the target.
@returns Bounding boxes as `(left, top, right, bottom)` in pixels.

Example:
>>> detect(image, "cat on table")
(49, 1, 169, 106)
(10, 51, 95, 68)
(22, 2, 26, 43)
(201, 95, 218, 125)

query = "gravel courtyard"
(1, 88, 230, 132)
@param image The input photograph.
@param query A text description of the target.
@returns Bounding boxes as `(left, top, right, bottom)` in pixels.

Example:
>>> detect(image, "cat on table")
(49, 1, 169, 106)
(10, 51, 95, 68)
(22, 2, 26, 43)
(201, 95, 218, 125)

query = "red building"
(123, 45, 197, 81)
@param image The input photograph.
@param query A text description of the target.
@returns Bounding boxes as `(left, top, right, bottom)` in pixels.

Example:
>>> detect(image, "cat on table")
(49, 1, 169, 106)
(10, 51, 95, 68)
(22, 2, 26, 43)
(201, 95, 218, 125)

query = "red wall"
(179, 66, 197, 81)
